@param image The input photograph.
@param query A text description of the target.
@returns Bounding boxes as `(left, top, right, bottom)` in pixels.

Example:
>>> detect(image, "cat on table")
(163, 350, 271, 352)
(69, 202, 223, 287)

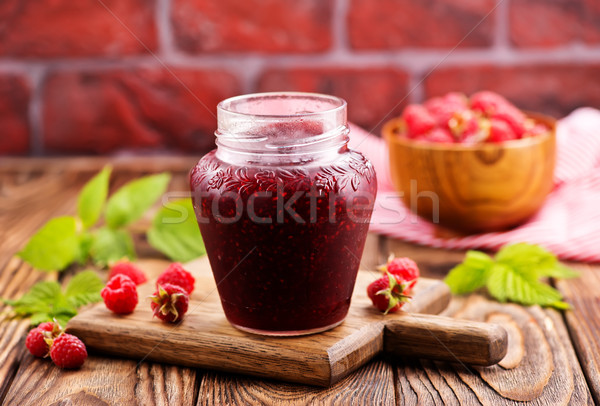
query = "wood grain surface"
(555, 264, 600, 404)
(0, 160, 597, 405)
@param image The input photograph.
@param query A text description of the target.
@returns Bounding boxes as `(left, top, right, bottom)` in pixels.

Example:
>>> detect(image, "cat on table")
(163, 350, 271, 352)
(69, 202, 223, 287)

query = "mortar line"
(2, 45, 600, 73)
(27, 68, 45, 156)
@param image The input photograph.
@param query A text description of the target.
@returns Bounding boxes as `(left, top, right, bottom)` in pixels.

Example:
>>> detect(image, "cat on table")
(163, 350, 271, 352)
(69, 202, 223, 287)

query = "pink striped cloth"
(349, 108, 600, 263)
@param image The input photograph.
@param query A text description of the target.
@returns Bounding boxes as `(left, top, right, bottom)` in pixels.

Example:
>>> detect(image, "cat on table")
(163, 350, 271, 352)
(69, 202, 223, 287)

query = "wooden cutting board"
(67, 257, 507, 386)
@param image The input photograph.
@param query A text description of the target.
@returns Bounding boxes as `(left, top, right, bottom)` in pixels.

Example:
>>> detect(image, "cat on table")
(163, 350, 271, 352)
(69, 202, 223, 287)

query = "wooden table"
(0, 158, 598, 405)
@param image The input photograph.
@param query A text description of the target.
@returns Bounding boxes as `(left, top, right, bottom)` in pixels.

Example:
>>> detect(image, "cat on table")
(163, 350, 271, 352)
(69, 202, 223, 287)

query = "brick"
(258, 68, 409, 131)
(0, 0, 157, 58)
(0, 75, 30, 155)
(348, 0, 495, 49)
(171, 0, 332, 53)
(510, 0, 600, 47)
(583, 0, 600, 44)
(43, 69, 241, 154)
(424, 65, 600, 118)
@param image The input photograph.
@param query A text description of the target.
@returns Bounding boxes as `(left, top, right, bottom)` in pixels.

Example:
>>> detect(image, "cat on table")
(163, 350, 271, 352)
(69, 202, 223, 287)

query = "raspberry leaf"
(77, 166, 112, 229)
(105, 173, 171, 229)
(486, 263, 567, 308)
(147, 198, 206, 262)
(444, 250, 493, 294)
(89, 227, 136, 267)
(444, 243, 576, 310)
(3, 271, 102, 326)
(496, 243, 557, 276)
(64, 270, 104, 308)
(18, 216, 80, 271)
(3, 281, 77, 326)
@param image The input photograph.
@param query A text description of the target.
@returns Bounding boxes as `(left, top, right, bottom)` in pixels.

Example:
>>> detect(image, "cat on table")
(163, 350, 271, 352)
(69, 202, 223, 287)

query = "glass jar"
(190, 92, 377, 336)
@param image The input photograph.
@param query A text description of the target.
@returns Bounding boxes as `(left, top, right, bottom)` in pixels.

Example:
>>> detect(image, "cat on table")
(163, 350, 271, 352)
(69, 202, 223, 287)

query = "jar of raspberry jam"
(190, 92, 377, 336)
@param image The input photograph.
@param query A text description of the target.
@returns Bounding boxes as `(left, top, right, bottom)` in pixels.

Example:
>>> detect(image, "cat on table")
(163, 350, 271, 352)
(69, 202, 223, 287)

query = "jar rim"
(217, 92, 347, 119)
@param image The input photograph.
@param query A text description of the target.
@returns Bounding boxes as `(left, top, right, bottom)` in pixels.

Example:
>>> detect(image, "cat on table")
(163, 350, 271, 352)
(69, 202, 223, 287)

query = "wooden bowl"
(382, 113, 557, 233)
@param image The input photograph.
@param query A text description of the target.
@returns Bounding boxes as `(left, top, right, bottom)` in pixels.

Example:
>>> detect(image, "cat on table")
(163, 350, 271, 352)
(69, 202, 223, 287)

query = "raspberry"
(49, 333, 87, 369)
(425, 128, 455, 143)
(425, 93, 468, 126)
(367, 272, 411, 314)
(25, 321, 62, 358)
(448, 110, 481, 141)
(156, 263, 195, 294)
(470, 91, 513, 115)
(491, 105, 527, 137)
(150, 283, 189, 323)
(101, 274, 138, 314)
(379, 256, 420, 293)
(402, 104, 436, 137)
(488, 118, 517, 143)
(108, 261, 147, 286)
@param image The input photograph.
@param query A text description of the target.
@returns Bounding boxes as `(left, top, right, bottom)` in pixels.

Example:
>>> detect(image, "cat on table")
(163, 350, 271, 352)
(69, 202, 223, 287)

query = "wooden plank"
(196, 358, 395, 405)
(392, 295, 593, 405)
(2, 355, 198, 405)
(555, 263, 600, 404)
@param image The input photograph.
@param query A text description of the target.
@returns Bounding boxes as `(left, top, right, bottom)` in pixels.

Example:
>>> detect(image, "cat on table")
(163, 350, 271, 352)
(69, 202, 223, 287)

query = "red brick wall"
(1, 0, 599, 155)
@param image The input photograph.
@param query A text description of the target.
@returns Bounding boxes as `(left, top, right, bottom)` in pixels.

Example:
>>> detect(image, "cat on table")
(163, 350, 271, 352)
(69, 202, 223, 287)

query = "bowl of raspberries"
(382, 91, 556, 233)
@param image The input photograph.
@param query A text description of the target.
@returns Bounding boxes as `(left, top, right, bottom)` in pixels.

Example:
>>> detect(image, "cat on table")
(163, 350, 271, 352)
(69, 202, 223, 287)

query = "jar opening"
(218, 92, 346, 118)
(215, 92, 349, 165)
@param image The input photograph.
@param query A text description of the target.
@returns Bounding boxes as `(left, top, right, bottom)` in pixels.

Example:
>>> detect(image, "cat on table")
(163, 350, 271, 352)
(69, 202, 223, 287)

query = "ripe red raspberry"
(402, 104, 436, 137)
(101, 274, 138, 314)
(491, 105, 526, 137)
(150, 283, 190, 323)
(108, 261, 147, 285)
(425, 128, 455, 143)
(379, 256, 420, 293)
(367, 272, 411, 314)
(49, 333, 87, 369)
(488, 118, 518, 142)
(156, 263, 195, 294)
(470, 91, 527, 137)
(25, 322, 62, 358)
(448, 110, 481, 141)
(424, 93, 468, 126)
(470, 91, 513, 115)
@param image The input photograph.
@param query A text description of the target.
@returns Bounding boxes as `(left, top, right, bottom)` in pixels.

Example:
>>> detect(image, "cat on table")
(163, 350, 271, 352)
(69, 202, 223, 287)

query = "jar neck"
(215, 92, 349, 166)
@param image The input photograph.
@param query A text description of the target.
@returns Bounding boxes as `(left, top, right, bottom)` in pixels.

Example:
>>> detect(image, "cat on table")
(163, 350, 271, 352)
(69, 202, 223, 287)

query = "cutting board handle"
(384, 313, 508, 366)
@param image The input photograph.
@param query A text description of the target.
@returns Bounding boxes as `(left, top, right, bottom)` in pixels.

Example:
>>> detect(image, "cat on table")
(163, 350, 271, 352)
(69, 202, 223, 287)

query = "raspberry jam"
(190, 93, 377, 336)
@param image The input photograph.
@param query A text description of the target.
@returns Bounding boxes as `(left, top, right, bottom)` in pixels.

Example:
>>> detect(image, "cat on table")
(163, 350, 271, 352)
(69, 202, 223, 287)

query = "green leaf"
(89, 227, 136, 267)
(64, 270, 104, 308)
(147, 198, 206, 262)
(538, 263, 580, 279)
(105, 173, 171, 228)
(30, 312, 53, 326)
(486, 263, 564, 306)
(5, 272, 101, 326)
(77, 232, 94, 264)
(77, 166, 112, 229)
(496, 243, 557, 276)
(18, 216, 80, 271)
(444, 251, 493, 295)
(7, 280, 77, 325)
(9, 281, 63, 315)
